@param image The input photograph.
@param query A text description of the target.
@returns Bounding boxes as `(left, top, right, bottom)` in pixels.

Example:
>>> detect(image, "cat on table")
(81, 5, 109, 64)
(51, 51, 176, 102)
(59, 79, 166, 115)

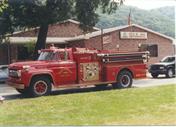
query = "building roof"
(11, 19, 100, 36)
(132, 24, 174, 41)
(8, 23, 174, 44)
(68, 24, 174, 42)
(66, 19, 100, 31)
(67, 25, 130, 42)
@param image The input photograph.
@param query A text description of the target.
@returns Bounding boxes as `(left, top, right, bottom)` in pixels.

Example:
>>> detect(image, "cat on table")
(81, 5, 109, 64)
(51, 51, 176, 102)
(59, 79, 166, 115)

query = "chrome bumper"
(7, 81, 25, 89)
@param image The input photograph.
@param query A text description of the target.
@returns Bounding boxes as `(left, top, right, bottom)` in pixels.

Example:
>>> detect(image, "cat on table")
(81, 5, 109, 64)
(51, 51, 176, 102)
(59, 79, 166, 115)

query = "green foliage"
(0, 0, 123, 59)
(0, 0, 8, 41)
(2, 0, 123, 33)
(0, 0, 8, 14)
(96, 6, 175, 37)
(7, 0, 74, 27)
(0, 85, 175, 125)
(75, 0, 123, 31)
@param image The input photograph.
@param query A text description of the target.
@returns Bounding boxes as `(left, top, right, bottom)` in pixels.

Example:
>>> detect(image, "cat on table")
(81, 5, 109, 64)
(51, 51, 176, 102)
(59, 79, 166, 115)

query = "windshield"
(161, 56, 175, 62)
(38, 52, 55, 61)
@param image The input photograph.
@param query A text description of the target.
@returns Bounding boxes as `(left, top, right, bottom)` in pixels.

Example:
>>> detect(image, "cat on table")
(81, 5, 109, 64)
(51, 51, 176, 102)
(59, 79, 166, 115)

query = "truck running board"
(53, 81, 116, 90)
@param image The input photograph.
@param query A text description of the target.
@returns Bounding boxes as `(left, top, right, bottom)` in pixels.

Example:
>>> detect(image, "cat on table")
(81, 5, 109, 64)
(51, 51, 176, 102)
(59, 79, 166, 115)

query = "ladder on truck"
(98, 51, 150, 63)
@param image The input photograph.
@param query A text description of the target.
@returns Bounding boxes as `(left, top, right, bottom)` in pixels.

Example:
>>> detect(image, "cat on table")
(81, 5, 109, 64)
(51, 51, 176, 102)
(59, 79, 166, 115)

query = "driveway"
(133, 74, 176, 87)
(0, 74, 175, 97)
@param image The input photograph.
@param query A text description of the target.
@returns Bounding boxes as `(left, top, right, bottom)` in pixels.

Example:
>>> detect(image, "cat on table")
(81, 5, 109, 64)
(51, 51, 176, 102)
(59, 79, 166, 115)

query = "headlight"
(159, 66, 165, 69)
(9, 69, 21, 78)
(22, 65, 30, 71)
(17, 70, 22, 77)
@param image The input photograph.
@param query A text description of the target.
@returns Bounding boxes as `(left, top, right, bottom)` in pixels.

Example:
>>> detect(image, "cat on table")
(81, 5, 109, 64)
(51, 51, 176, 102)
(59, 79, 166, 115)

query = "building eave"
(8, 37, 70, 44)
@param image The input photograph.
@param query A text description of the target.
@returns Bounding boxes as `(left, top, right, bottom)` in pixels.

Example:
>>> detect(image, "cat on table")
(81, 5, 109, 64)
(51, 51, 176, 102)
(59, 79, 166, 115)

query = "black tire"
(166, 68, 174, 78)
(151, 73, 158, 78)
(113, 70, 133, 89)
(28, 76, 51, 97)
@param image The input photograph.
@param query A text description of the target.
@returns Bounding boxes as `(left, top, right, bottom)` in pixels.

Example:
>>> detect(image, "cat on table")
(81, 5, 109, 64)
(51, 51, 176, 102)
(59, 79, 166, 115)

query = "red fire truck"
(7, 46, 149, 97)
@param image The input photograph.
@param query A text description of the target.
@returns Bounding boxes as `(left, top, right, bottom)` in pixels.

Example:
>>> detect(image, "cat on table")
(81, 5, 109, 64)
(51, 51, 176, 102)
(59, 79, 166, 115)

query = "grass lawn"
(0, 84, 176, 125)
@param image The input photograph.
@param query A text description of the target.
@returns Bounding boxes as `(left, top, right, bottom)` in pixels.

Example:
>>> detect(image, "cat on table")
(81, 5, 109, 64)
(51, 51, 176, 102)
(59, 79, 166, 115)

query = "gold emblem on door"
(81, 62, 99, 81)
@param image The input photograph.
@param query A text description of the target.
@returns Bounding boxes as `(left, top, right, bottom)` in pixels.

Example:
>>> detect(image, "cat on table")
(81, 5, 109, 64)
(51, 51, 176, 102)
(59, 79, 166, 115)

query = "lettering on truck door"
(50, 51, 77, 86)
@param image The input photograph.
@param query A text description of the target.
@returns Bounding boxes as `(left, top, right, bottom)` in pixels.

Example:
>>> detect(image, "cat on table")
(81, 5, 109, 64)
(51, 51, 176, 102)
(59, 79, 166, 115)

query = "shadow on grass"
(51, 85, 115, 96)
(4, 85, 125, 101)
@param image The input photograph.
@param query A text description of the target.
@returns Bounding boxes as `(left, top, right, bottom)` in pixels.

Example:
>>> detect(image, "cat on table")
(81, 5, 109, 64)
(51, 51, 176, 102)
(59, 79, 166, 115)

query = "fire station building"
(0, 19, 175, 65)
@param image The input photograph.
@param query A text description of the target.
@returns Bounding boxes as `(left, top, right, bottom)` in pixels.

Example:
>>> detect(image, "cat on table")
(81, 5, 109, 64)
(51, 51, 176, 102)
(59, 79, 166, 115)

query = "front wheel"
(113, 70, 133, 89)
(151, 73, 158, 78)
(166, 68, 174, 78)
(29, 76, 52, 97)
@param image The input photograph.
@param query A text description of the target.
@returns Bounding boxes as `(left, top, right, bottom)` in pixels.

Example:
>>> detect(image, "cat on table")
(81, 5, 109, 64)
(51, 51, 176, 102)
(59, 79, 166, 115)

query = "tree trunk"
(33, 24, 49, 60)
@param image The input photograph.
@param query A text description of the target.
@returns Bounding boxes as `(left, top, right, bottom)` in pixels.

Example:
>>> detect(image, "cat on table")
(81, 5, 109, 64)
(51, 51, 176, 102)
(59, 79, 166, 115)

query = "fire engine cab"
(7, 46, 149, 97)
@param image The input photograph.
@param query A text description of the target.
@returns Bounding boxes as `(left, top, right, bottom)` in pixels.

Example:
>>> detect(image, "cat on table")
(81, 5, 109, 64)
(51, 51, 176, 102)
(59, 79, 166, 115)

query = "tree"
(3, 0, 124, 59)
(0, 0, 8, 41)
(0, 0, 8, 14)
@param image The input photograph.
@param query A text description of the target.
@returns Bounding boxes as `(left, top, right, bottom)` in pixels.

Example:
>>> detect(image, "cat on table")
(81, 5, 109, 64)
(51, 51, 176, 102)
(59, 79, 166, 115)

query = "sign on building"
(103, 35, 112, 44)
(120, 32, 147, 39)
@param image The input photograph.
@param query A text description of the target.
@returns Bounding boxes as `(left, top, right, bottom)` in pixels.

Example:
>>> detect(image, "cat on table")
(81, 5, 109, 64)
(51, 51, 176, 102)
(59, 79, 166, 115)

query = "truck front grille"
(151, 65, 163, 70)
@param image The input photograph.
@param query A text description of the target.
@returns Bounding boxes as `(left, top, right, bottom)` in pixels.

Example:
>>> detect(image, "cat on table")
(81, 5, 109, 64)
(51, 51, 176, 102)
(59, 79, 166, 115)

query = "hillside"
(96, 6, 175, 38)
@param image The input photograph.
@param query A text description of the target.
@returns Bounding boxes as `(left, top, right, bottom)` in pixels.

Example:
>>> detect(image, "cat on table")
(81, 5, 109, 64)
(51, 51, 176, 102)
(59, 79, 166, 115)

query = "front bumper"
(149, 69, 167, 74)
(7, 80, 25, 89)
(0, 78, 8, 83)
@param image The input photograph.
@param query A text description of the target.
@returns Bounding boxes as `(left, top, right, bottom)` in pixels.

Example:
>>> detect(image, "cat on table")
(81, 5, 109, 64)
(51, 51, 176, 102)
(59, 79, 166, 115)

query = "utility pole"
(101, 28, 103, 50)
(128, 9, 133, 32)
(6, 38, 11, 64)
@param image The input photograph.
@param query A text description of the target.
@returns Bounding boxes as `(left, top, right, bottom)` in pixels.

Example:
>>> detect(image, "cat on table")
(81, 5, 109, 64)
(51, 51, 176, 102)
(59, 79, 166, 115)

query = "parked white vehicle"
(0, 65, 8, 83)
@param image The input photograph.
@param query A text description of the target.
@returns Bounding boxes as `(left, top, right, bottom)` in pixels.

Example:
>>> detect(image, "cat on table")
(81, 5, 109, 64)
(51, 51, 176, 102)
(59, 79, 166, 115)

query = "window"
(161, 56, 175, 62)
(140, 44, 158, 57)
(58, 51, 70, 61)
(38, 52, 55, 61)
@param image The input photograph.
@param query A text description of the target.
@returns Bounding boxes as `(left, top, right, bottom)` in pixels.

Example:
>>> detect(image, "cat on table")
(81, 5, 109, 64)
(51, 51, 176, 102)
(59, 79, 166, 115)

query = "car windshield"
(161, 56, 175, 62)
(38, 51, 55, 61)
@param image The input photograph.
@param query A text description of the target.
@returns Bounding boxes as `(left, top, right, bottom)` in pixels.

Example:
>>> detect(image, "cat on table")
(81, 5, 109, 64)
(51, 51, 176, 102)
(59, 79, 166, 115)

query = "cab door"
(49, 51, 77, 86)
(56, 61, 77, 85)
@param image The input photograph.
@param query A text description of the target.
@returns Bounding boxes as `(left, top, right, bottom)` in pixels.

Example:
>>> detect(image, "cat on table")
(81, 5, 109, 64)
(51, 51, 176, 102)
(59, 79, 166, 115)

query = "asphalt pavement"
(0, 73, 175, 97)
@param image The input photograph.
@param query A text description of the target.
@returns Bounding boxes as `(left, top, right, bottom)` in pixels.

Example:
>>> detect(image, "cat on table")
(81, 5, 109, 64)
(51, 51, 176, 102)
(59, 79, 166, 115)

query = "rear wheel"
(113, 70, 133, 89)
(166, 68, 174, 78)
(29, 76, 51, 97)
(151, 73, 158, 78)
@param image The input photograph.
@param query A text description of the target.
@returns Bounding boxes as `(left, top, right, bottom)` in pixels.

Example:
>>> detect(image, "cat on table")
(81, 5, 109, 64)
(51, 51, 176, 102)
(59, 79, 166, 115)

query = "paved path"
(0, 83, 17, 96)
(133, 74, 176, 87)
(0, 74, 175, 97)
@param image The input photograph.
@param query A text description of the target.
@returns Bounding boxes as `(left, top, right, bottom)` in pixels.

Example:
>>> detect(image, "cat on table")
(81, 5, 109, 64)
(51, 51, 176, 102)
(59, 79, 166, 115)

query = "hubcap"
(168, 69, 173, 77)
(120, 75, 130, 87)
(34, 81, 47, 95)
